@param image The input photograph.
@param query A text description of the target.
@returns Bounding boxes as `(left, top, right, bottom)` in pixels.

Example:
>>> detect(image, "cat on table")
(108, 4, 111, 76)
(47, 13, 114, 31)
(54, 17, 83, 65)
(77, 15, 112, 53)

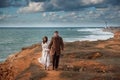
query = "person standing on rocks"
(49, 31, 64, 70)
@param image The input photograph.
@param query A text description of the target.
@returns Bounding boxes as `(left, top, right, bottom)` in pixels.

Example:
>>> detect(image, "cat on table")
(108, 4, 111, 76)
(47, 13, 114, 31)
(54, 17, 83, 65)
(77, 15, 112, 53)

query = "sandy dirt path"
(40, 70, 65, 80)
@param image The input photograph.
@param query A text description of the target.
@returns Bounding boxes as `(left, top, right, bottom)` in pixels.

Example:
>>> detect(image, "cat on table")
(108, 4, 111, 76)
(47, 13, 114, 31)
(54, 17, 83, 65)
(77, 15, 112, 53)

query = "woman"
(38, 36, 50, 70)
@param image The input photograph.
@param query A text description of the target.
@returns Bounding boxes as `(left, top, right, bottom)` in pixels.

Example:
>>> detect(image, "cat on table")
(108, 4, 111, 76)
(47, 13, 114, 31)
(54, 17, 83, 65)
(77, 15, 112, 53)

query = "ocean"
(0, 27, 113, 62)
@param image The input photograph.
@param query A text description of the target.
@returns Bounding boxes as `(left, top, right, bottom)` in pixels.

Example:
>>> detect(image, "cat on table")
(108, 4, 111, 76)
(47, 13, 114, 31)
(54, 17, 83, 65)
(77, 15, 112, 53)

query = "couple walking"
(38, 31, 64, 70)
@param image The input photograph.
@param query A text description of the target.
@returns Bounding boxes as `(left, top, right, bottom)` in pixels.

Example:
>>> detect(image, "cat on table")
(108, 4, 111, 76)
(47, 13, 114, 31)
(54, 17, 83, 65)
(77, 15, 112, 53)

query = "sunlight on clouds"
(17, 2, 44, 13)
(0, 0, 120, 27)
(82, 0, 104, 5)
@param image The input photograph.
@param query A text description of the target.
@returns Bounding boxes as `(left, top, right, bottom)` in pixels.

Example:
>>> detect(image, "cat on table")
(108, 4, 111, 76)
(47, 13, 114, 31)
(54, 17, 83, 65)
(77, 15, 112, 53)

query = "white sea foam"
(65, 28, 114, 42)
(77, 28, 101, 32)
(0, 58, 6, 62)
(85, 34, 113, 40)
(64, 34, 113, 42)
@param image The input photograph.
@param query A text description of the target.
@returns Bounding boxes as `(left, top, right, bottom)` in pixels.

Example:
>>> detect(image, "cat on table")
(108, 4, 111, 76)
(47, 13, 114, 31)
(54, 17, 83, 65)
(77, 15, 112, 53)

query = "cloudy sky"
(0, 0, 120, 27)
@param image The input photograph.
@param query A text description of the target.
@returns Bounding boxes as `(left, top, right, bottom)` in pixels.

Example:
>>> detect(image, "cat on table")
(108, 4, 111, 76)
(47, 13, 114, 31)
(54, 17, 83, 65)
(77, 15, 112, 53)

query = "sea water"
(0, 27, 113, 62)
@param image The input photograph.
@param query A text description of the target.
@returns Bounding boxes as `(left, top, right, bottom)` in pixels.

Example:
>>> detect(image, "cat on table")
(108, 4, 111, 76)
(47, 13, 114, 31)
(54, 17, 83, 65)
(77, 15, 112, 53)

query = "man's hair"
(54, 31, 59, 33)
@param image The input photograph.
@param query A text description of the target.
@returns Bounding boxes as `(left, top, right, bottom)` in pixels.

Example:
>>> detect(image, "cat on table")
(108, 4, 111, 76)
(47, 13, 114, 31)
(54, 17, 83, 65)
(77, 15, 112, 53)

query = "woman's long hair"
(42, 36, 48, 44)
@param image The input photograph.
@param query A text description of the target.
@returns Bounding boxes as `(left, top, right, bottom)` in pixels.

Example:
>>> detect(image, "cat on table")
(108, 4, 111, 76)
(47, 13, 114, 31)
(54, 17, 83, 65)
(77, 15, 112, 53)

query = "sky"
(0, 0, 120, 27)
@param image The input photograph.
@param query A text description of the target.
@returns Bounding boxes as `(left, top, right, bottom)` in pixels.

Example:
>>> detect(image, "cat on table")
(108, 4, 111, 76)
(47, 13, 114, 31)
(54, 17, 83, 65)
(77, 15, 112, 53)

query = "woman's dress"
(38, 42, 50, 67)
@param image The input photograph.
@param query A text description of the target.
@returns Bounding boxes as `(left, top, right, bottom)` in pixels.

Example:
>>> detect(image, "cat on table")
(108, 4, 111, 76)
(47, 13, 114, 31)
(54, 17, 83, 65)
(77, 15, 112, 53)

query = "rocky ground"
(103, 27, 120, 33)
(0, 32, 120, 80)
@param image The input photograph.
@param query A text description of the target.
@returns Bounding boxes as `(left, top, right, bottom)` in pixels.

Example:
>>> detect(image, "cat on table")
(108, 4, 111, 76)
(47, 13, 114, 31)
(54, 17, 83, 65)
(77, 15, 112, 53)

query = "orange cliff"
(0, 43, 44, 80)
(114, 31, 120, 40)
(103, 27, 120, 40)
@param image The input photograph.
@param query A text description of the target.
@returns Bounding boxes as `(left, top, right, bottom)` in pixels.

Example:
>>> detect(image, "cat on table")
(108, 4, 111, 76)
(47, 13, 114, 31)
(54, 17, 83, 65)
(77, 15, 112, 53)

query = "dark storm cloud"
(0, 0, 120, 11)
(31, 0, 48, 2)
(0, 0, 11, 7)
(43, 0, 99, 11)
(43, 0, 120, 11)
(0, 0, 47, 8)
(105, 0, 120, 6)
(0, 0, 29, 7)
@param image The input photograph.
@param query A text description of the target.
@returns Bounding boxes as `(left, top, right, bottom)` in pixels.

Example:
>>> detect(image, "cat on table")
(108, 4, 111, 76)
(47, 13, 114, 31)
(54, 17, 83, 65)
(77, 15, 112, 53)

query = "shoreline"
(0, 36, 120, 80)
(0, 27, 114, 61)
(103, 26, 120, 33)
(0, 35, 118, 63)
(0, 27, 115, 62)
(0, 26, 119, 28)
(0, 35, 120, 80)
(0, 39, 114, 62)
(0, 27, 120, 80)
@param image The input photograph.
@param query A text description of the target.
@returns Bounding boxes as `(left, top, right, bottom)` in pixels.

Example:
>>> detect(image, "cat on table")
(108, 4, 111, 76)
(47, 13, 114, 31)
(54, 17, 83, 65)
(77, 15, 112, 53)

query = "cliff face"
(114, 31, 120, 40)
(0, 62, 15, 80)
(103, 27, 120, 40)
(0, 38, 120, 80)
(0, 43, 45, 80)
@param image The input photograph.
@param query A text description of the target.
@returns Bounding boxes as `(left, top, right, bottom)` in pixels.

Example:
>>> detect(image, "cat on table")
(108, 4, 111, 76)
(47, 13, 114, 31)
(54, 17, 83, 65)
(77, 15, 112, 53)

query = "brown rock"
(88, 52, 103, 59)
(0, 62, 15, 80)
(114, 31, 120, 40)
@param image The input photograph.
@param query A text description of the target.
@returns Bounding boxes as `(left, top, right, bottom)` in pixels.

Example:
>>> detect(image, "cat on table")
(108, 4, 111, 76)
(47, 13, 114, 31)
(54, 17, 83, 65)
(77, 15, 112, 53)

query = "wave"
(86, 34, 113, 40)
(65, 28, 113, 42)
(0, 38, 17, 45)
(77, 28, 101, 32)
(64, 33, 114, 42)
(77, 28, 113, 35)
(0, 58, 6, 62)
(91, 29, 113, 35)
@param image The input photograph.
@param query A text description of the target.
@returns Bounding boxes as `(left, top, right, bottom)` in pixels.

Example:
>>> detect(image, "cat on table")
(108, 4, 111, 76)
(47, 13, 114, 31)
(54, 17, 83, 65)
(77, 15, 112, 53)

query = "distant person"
(49, 31, 64, 70)
(38, 36, 50, 70)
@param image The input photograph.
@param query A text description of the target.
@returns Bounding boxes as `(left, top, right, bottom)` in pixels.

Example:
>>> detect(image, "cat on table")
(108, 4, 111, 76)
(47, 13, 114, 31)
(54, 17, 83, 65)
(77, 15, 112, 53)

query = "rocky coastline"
(0, 28, 120, 80)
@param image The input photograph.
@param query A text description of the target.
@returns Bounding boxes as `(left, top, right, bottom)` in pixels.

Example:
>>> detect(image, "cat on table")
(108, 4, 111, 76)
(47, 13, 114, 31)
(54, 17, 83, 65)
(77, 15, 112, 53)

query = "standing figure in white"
(38, 36, 50, 70)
